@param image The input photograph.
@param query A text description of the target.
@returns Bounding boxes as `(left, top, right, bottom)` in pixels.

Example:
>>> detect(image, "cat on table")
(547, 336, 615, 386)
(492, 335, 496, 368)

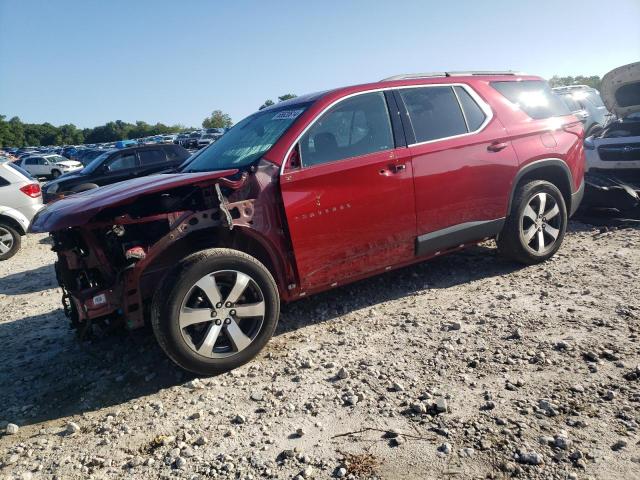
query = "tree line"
(0, 115, 192, 148)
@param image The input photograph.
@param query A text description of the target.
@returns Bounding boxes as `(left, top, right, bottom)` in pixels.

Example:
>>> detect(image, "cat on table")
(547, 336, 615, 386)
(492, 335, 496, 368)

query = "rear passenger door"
(138, 148, 168, 173)
(394, 84, 518, 255)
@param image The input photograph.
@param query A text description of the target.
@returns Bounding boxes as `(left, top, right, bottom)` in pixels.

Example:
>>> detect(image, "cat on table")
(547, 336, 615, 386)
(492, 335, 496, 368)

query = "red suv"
(31, 72, 585, 375)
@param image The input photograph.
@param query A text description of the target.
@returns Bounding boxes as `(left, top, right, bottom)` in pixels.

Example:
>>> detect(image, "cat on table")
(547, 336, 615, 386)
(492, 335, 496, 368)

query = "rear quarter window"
(454, 86, 487, 131)
(491, 80, 570, 120)
(166, 146, 190, 162)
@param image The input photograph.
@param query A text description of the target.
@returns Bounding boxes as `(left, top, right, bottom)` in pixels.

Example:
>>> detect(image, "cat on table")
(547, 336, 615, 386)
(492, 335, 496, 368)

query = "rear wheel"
(498, 180, 567, 264)
(151, 248, 279, 375)
(0, 224, 21, 261)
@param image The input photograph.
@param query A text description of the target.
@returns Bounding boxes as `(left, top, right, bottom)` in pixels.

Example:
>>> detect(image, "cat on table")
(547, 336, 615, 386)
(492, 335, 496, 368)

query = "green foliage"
(277, 93, 297, 102)
(0, 115, 191, 147)
(259, 94, 297, 110)
(549, 75, 602, 90)
(259, 99, 275, 110)
(202, 110, 233, 129)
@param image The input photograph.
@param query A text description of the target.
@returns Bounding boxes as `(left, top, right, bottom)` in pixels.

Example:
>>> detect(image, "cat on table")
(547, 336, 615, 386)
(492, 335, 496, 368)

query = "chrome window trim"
(452, 86, 470, 132)
(280, 83, 494, 176)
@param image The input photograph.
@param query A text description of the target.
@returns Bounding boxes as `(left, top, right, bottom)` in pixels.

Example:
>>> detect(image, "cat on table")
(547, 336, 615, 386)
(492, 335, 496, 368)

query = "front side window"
(491, 80, 570, 120)
(399, 86, 467, 143)
(299, 92, 393, 167)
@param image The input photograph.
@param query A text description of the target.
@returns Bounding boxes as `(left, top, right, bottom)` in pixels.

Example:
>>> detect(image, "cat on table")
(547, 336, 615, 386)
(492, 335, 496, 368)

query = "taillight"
(20, 183, 42, 198)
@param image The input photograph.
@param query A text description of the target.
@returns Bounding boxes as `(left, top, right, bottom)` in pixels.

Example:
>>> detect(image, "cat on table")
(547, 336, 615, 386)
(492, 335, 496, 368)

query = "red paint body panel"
(280, 148, 416, 291)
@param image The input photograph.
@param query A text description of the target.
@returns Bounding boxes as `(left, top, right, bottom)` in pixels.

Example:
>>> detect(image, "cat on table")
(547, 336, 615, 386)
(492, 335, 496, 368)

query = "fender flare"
(507, 158, 574, 213)
(0, 206, 30, 235)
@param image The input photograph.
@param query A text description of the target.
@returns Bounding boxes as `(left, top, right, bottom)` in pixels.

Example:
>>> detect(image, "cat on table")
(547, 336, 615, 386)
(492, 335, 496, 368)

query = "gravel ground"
(0, 222, 639, 480)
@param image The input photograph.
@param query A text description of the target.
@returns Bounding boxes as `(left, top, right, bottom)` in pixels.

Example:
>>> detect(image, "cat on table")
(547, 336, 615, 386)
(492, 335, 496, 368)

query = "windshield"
(82, 150, 114, 173)
(182, 103, 310, 172)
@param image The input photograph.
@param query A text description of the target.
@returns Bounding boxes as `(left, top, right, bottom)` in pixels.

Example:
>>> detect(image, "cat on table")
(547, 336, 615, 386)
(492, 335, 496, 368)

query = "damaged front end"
(583, 61, 640, 213)
(31, 166, 289, 335)
(583, 169, 640, 212)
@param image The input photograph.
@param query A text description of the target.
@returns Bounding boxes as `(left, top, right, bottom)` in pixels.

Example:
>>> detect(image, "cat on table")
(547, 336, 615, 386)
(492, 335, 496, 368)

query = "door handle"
(379, 164, 406, 176)
(487, 142, 508, 152)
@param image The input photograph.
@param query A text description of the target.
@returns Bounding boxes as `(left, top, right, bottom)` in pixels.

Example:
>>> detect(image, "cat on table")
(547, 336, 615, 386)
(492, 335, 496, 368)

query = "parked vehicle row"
(30, 71, 586, 375)
(42, 144, 190, 203)
(174, 128, 227, 149)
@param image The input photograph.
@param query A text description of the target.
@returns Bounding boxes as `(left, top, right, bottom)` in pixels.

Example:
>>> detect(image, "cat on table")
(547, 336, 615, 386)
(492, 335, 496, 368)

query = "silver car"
(0, 160, 44, 260)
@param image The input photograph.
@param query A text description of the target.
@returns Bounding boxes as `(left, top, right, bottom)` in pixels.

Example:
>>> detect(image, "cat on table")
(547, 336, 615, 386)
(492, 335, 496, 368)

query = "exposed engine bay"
(32, 162, 294, 336)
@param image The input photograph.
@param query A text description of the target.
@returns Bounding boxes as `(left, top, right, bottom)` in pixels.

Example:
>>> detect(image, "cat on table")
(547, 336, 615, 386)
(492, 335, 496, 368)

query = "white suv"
(20, 154, 83, 179)
(0, 160, 43, 259)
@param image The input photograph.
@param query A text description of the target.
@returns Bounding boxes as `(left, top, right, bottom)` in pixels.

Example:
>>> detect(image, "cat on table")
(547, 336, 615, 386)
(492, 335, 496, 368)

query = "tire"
(151, 248, 280, 376)
(71, 183, 99, 193)
(51, 169, 61, 179)
(0, 224, 21, 261)
(498, 180, 567, 264)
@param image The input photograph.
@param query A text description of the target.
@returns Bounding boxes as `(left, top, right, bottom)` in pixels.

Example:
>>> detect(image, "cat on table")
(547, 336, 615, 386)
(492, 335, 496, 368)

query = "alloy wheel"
(179, 270, 265, 358)
(520, 192, 562, 254)
(0, 227, 14, 254)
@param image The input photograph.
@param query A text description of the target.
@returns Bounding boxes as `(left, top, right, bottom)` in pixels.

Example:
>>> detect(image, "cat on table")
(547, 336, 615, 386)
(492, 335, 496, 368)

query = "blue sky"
(1, 0, 638, 129)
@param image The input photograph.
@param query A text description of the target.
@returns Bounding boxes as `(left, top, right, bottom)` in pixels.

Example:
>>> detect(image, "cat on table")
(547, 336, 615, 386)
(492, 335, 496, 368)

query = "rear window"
(559, 94, 581, 112)
(7, 162, 34, 180)
(491, 80, 570, 119)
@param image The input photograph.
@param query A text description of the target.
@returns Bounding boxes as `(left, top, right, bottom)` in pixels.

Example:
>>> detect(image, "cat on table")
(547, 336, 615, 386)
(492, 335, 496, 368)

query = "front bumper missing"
(583, 170, 640, 212)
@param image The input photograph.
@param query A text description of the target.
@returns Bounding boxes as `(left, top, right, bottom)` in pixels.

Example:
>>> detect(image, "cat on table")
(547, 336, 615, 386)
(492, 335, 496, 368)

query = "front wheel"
(151, 248, 280, 376)
(51, 169, 61, 179)
(498, 180, 567, 264)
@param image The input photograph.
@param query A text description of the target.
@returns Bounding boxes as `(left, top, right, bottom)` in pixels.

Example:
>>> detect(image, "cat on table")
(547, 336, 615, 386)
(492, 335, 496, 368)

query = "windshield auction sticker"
(272, 109, 304, 120)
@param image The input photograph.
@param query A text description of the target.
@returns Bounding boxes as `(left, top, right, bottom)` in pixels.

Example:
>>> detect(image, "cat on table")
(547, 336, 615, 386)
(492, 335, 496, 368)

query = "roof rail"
(551, 84, 593, 90)
(381, 70, 522, 81)
(381, 72, 447, 81)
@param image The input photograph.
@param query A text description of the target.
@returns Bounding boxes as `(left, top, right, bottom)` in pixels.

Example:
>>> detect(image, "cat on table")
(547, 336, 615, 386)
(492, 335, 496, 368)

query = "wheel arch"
(139, 225, 289, 300)
(508, 159, 573, 214)
(0, 213, 26, 235)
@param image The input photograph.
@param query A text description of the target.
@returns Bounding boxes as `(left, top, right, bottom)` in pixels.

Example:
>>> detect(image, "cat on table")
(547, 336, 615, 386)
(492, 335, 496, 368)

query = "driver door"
(280, 91, 416, 292)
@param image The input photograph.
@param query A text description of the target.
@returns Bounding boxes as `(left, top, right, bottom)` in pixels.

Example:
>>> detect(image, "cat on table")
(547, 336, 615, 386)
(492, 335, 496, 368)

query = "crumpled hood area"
(30, 170, 237, 232)
(601, 61, 640, 118)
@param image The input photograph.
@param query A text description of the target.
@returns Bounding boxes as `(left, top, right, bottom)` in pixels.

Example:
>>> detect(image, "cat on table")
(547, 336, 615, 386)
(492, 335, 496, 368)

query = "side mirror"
(287, 146, 301, 170)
